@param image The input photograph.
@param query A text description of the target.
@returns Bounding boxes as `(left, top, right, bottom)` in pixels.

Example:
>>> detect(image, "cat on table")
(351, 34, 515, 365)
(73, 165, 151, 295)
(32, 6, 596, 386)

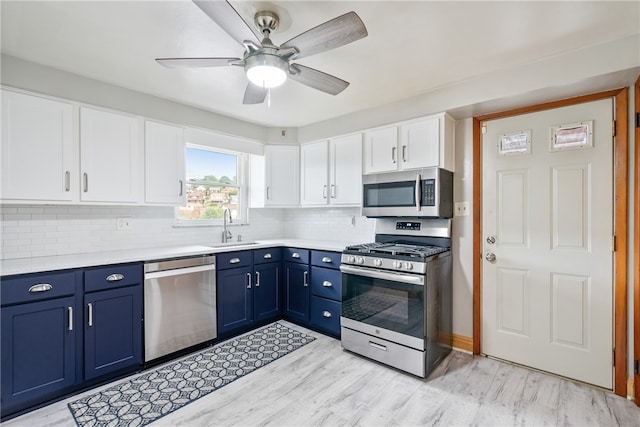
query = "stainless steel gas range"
(340, 218, 452, 378)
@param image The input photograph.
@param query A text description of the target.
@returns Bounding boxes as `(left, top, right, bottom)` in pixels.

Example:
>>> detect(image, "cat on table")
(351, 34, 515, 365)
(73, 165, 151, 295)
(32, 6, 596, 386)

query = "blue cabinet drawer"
(217, 251, 253, 270)
(311, 250, 341, 269)
(283, 248, 309, 264)
(310, 267, 342, 301)
(1, 271, 77, 306)
(84, 264, 142, 293)
(253, 247, 282, 264)
(310, 296, 341, 337)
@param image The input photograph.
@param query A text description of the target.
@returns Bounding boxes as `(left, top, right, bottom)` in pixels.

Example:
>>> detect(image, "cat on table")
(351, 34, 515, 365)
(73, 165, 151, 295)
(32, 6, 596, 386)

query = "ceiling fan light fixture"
(245, 53, 288, 88)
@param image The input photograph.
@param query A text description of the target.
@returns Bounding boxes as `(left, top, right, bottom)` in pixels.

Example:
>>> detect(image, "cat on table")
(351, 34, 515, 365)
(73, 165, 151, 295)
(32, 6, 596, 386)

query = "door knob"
(485, 252, 496, 262)
(486, 235, 496, 245)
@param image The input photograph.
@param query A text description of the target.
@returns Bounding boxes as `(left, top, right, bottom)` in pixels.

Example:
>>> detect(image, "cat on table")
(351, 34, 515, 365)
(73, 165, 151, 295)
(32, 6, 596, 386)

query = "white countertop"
(0, 239, 357, 276)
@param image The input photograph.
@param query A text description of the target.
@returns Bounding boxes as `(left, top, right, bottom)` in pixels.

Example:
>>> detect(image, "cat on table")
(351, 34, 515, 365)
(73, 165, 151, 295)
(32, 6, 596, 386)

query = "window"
(177, 145, 247, 223)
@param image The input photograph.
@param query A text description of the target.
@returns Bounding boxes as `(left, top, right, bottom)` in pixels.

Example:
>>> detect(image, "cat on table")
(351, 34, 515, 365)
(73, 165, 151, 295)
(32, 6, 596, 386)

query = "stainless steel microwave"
(361, 167, 453, 218)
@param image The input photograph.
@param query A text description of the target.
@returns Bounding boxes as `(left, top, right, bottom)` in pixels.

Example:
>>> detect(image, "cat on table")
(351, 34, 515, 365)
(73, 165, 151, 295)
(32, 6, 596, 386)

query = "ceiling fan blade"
(280, 11, 367, 60)
(243, 83, 268, 104)
(156, 57, 242, 68)
(288, 64, 349, 95)
(193, 0, 261, 47)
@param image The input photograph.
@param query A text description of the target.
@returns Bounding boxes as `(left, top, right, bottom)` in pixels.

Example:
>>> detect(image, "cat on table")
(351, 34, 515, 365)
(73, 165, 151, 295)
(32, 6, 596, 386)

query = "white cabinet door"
(399, 116, 440, 170)
(300, 141, 329, 206)
(264, 145, 299, 206)
(144, 121, 185, 205)
(80, 107, 142, 203)
(363, 126, 398, 174)
(1, 90, 76, 201)
(330, 134, 362, 205)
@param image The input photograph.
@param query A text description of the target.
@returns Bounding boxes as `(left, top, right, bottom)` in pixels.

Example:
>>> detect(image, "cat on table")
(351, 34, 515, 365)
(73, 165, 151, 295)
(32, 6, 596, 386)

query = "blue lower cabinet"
(310, 296, 341, 337)
(217, 266, 253, 335)
(283, 262, 310, 323)
(1, 296, 77, 416)
(84, 286, 142, 381)
(254, 262, 281, 322)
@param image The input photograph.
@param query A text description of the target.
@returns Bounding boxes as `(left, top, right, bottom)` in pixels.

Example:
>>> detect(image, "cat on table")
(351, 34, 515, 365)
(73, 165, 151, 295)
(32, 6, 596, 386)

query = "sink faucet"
(222, 207, 233, 243)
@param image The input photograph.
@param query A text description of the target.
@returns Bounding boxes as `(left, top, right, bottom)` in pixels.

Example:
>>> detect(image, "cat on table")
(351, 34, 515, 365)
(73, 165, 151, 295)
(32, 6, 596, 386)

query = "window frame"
(175, 143, 250, 226)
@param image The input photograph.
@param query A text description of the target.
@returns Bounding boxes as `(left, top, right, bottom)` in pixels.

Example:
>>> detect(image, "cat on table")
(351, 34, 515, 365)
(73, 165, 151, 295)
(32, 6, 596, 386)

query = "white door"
(329, 134, 362, 205)
(144, 121, 185, 205)
(481, 99, 614, 388)
(264, 145, 299, 206)
(363, 126, 398, 174)
(400, 117, 439, 170)
(300, 141, 328, 206)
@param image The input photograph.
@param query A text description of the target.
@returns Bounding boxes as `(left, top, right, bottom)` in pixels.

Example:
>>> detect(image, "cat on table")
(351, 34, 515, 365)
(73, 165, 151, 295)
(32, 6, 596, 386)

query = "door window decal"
(550, 121, 593, 151)
(498, 130, 532, 156)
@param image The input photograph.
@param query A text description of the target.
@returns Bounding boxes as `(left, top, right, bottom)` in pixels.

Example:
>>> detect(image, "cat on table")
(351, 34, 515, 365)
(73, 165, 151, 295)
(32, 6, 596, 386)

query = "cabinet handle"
(106, 273, 124, 282)
(402, 145, 407, 162)
(83, 173, 88, 192)
(330, 184, 336, 199)
(255, 271, 260, 287)
(322, 281, 333, 287)
(88, 303, 93, 327)
(391, 146, 396, 164)
(266, 186, 271, 200)
(229, 258, 241, 264)
(179, 180, 184, 196)
(321, 257, 332, 263)
(323, 185, 327, 199)
(68, 307, 73, 331)
(28, 283, 52, 293)
(303, 271, 308, 287)
(292, 253, 300, 259)
(64, 171, 71, 192)
(369, 341, 387, 352)
(322, 311, 332, 318)
(263, 253, 272, 259)
(247, 272, 252, 289)
(415, 174, 421, 212)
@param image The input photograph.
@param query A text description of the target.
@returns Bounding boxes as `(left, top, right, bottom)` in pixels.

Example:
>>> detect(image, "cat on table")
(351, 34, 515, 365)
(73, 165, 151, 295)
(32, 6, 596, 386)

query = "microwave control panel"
(422, 179, 436, 206)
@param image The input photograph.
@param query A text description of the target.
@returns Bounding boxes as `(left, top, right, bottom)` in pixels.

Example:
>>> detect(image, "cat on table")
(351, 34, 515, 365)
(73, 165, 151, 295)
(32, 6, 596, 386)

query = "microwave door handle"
(415, 174, 421, 212)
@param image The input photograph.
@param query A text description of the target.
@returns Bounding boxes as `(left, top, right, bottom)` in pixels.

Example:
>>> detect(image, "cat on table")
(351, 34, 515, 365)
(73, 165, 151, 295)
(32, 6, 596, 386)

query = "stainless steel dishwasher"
(144, 255, 216, 362)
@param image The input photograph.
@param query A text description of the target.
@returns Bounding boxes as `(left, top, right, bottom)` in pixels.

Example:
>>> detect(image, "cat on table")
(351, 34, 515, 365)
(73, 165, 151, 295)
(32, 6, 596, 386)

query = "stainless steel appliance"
(361, 167, 453, 218)
(340, 218, 452, 377)
(144, 255, 216, 362)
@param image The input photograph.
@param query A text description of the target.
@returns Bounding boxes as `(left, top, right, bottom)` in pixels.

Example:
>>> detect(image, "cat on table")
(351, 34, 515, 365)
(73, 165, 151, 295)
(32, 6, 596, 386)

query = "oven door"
(340, 264, 426, 350)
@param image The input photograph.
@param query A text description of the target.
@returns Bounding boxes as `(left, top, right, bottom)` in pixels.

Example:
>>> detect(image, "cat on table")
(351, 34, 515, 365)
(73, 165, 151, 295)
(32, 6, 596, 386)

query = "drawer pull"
(369, 341, 387, 352)
(229, 258, 241, 264)
(322, 281, 333, 287)
(263, 253, 272, 259)
(321, 257, 332, 263)
(292, 253, 301, 259)
(322, 311, 332, 318)
(106, 273, 124, 282)
(28, 283, 53, 293)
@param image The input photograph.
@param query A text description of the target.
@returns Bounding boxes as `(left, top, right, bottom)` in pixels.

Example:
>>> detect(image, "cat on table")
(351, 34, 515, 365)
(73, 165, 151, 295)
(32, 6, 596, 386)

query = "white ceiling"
(1, 1, 639, 128)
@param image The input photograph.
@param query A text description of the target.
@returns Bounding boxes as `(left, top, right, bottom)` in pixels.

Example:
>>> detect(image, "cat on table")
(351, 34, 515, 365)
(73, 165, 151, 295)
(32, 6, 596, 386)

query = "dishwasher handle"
(144, 263, 215, 280)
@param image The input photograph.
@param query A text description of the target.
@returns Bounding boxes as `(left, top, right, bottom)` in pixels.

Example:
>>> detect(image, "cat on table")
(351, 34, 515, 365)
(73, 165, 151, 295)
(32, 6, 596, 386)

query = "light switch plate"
(454, 201, 470, 216)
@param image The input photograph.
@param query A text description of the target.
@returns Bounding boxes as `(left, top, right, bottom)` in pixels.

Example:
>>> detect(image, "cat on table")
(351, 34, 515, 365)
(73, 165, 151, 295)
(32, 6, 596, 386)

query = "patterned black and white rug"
(68, 322, 315, 427)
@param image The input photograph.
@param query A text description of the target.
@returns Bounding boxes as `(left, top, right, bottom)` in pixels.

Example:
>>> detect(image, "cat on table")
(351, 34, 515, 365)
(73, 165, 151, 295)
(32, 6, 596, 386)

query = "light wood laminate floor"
(3, 322, 639, 426)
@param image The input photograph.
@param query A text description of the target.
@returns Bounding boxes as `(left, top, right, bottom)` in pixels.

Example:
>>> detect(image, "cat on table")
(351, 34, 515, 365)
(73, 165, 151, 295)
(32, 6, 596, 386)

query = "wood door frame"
(634, 75, 639, 404)
(472, 88, 630, 397)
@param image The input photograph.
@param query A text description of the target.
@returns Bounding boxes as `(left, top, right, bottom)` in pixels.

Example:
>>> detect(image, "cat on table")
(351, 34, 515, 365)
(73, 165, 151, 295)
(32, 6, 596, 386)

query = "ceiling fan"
(156, 0, 368, 105)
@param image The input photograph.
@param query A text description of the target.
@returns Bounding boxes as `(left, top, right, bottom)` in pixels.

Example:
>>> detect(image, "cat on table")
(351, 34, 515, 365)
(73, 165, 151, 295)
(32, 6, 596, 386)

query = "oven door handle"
(340, 265, 425, 286)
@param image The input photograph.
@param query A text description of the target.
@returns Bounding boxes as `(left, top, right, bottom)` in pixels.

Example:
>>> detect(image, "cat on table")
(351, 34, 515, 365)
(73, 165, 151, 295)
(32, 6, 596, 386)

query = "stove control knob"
(404, 262, 413, 270)
(347, 255, 356, 263)
(393, 261, 402, 269)
(373, 259, 383, 267)
(356, 257, 365, 265)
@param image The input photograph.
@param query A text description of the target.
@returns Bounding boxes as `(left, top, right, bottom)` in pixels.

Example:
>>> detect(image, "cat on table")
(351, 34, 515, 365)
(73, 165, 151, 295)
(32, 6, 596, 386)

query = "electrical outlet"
(116, 217, 132, 230)
(454, 201, 470, 216)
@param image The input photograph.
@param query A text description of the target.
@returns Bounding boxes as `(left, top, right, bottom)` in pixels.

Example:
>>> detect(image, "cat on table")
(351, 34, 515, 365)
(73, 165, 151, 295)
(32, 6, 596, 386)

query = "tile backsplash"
(0, 205, 375, 260)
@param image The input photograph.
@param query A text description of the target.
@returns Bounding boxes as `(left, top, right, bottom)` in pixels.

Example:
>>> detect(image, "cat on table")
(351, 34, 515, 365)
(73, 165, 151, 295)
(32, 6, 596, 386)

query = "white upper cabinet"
(264, 145, 299, 207)
(144, 121, 185, 205)
(363, 113, 455, 174)
(301, 134, 362, 207)
(1, 90, 76, 202)
(363, 126, 398, 174)
(80, 107, 142, 203)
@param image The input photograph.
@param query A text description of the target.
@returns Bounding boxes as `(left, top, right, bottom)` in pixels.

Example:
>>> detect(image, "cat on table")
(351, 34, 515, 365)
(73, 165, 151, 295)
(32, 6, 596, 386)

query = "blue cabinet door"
(1, 296, 76, 415)
(283, 262, 310, 323)
(217, 266, 253, 335)
(84, 285, 142, 381)
(254, 262, 281, 322)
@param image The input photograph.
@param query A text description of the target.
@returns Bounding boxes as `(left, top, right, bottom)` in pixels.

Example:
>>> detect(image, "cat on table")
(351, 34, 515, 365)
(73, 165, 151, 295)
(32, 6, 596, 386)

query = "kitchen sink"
(207, 241, 259, 249)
